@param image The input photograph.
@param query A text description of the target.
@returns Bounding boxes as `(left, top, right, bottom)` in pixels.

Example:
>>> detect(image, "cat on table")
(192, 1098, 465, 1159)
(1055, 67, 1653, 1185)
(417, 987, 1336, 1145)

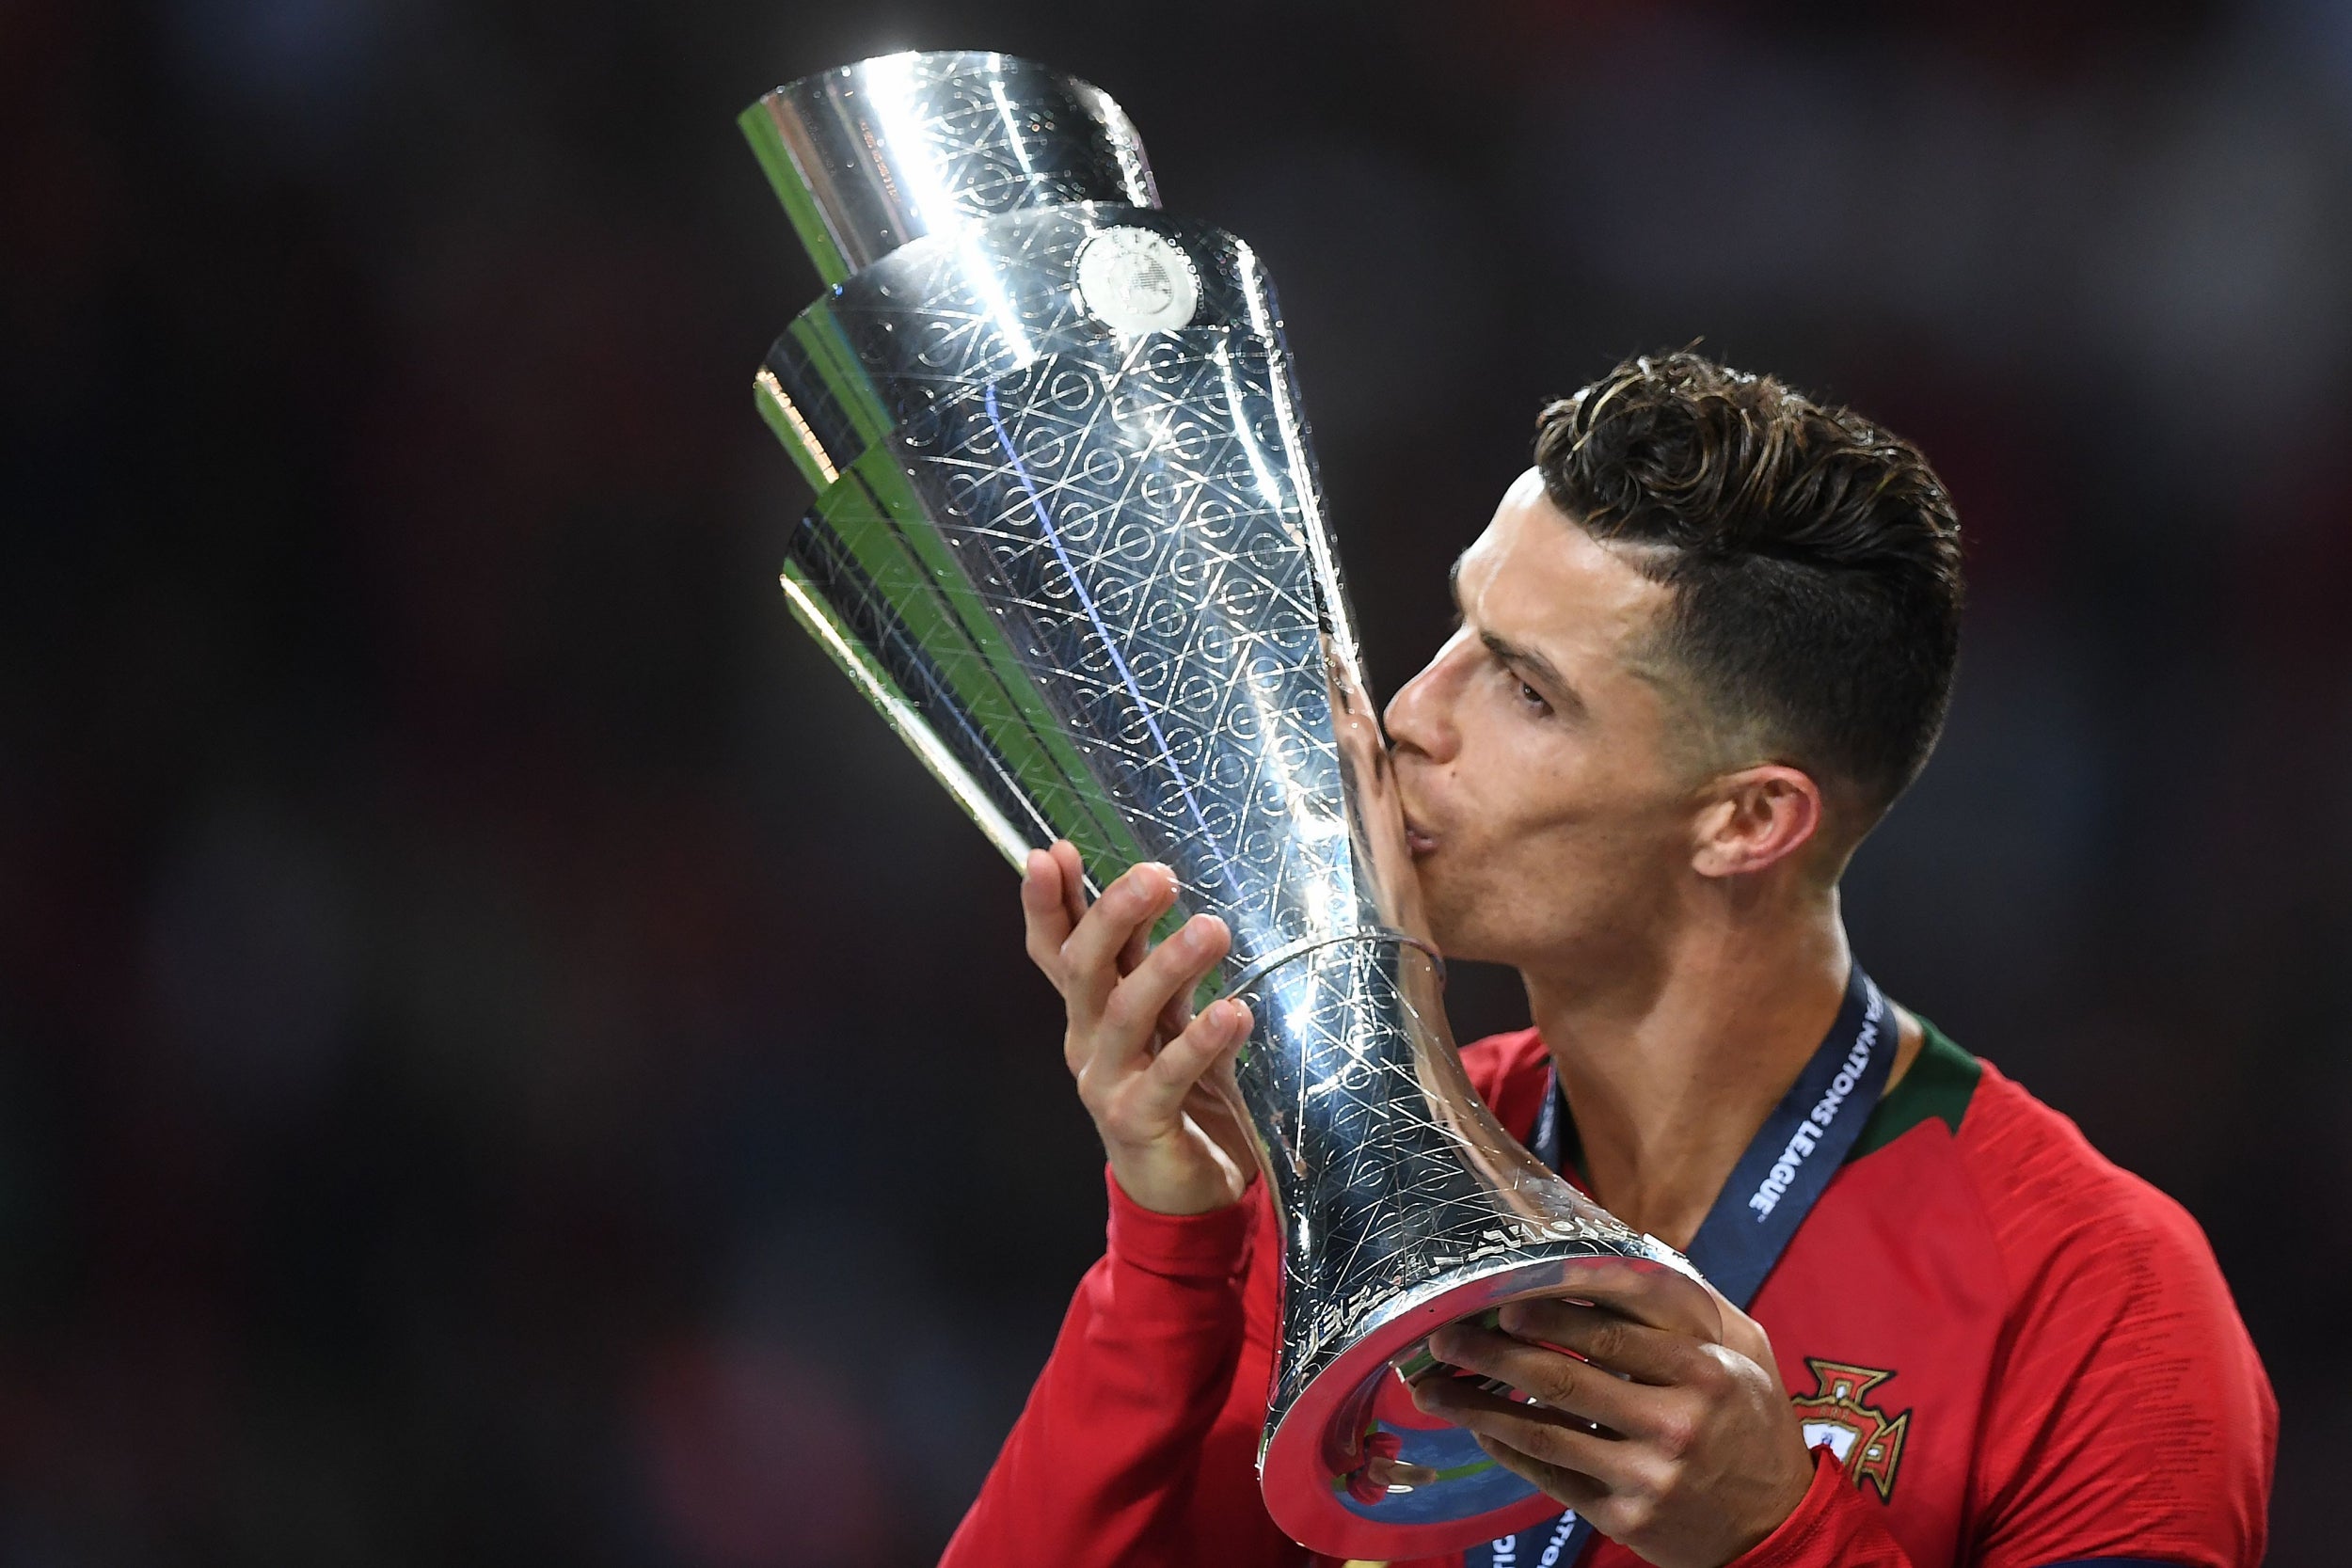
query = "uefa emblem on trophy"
(739, 51, 1717, 1558)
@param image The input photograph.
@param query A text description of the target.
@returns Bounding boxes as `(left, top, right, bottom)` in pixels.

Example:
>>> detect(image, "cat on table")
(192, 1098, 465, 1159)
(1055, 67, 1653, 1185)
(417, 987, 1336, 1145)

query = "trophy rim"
(740, 49, 1161, 289)
(757, 47, 1123, 118)
(1260, 1254, 1721, 1557)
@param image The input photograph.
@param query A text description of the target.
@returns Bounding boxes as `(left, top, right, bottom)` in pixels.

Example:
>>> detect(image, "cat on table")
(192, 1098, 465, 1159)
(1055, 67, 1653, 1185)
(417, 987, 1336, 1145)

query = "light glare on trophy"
(740, 52, 1718, 1558)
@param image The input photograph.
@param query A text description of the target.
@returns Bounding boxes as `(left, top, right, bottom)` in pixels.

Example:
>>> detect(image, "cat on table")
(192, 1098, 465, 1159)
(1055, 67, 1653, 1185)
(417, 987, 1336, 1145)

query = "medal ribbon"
(1464, 963, 1894, 1568)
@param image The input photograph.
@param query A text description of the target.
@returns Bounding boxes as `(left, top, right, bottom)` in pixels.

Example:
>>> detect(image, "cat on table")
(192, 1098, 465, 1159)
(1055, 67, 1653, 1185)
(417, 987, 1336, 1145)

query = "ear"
(1689, 765, 1823, 879)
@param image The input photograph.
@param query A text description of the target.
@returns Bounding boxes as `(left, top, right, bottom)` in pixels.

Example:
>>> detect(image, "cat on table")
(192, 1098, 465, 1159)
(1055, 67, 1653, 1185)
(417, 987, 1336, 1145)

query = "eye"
(1516, 678, 1551, 715)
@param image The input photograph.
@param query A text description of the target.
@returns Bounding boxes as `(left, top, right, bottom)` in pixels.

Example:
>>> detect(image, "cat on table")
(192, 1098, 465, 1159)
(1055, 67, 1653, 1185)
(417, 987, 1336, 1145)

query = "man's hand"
(1021, 840, 1256, 1216)
(1409, 1293, 1816, 1568)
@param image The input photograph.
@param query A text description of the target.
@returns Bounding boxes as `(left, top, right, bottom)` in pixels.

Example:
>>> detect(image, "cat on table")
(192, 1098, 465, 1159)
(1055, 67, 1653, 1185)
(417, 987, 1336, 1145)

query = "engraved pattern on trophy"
(769, 206, 1376, 959)
(1244, 944, 1539, 1383)
(743, 51, 1719, 1556)
(898, 332, 1358, 958)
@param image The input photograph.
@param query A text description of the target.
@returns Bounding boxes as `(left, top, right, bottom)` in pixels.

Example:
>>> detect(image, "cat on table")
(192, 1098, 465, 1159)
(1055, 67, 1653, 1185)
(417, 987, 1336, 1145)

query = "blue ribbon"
(1465, 964, 1893, 1568)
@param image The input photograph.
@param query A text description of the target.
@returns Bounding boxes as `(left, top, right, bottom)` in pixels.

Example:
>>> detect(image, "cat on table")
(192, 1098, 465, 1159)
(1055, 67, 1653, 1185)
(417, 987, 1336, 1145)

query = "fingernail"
(1498, 1302, 1530, 1336)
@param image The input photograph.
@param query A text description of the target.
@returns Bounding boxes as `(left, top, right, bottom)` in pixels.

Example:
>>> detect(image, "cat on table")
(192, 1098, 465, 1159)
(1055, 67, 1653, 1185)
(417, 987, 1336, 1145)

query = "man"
(941, 352, 2274, 1568)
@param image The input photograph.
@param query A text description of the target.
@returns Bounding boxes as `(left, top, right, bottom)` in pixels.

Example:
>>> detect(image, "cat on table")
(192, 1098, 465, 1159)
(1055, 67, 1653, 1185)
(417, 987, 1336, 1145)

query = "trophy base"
(1258, 1250, 1717, 1559)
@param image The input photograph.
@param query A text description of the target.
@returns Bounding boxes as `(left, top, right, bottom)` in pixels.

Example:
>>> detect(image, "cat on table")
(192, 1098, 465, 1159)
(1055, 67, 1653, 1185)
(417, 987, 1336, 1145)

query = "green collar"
(1847, 1013, 1979, 1162)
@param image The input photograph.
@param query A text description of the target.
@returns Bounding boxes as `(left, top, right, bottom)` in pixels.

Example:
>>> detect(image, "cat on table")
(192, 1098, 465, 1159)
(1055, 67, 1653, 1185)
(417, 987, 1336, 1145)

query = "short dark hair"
(1534, 350, 1963, 818)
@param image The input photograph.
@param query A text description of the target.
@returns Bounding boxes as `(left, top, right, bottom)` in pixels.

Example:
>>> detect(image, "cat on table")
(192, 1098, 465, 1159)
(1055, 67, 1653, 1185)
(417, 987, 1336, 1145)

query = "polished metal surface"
(740, 52, 1718, 1558)
(744, 51, 1156, 286)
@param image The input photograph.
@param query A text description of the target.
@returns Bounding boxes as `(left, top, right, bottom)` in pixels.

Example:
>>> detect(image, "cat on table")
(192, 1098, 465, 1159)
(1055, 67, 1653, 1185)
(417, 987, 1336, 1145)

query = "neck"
(1523, 888, 1892, 1251)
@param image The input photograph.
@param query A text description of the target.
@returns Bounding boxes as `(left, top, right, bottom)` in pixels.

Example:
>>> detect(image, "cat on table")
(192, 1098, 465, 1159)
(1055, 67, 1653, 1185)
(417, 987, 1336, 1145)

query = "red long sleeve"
(939, 1168, 1301, 1568)
(1727, 1449, 1915, 1568)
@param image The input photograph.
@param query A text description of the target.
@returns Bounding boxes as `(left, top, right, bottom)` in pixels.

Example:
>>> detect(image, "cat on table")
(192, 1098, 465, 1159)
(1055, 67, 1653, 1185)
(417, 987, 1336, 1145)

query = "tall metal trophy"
(740, 52, 1717, 1557)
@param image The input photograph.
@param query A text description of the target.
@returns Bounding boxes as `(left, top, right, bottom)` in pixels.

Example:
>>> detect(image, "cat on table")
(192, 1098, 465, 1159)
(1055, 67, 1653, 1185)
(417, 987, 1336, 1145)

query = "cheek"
(1442, 695, 1686, 859)
(1476, 742, 1688, 882)
(1435, 764, 1595, 906)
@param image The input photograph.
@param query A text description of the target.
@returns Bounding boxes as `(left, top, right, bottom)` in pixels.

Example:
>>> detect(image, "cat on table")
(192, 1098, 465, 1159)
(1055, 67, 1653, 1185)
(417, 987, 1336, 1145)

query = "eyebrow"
(1482, 628, 1582, 710)
(1449, 557, 1587, 717)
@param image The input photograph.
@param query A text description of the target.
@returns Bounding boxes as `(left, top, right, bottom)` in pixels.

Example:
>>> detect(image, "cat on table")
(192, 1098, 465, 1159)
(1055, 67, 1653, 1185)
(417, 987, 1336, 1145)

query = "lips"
(1401, 811, 1438, 858)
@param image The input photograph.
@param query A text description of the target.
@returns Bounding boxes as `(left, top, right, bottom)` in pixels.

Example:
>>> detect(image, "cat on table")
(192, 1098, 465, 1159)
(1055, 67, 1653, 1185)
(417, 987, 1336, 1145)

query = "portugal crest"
(1790, 1359, 1911, 1501)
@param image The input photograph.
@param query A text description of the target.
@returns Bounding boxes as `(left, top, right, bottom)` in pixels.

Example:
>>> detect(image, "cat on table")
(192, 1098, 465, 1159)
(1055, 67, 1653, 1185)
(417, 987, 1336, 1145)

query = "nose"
(1383, 630, 1470, 765)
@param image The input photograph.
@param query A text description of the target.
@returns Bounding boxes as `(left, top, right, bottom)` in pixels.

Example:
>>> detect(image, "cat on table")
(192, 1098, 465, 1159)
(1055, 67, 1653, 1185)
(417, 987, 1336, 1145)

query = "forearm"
(942, 1171, 1294, 1568)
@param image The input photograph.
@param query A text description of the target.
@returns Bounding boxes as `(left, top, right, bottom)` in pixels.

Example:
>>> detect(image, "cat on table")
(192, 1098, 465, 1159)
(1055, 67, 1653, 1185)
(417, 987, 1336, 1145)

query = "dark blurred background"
(5, 0, 2347, 1561)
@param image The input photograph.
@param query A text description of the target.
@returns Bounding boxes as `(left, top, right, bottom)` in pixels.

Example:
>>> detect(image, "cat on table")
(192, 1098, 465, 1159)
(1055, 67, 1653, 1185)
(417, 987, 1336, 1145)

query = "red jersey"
(944, 1019, 2276, 1568)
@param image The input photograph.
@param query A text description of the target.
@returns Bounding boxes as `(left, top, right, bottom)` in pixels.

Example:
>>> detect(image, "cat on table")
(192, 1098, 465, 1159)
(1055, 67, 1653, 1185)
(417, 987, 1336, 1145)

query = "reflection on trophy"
(739, 52, 1717, 1557)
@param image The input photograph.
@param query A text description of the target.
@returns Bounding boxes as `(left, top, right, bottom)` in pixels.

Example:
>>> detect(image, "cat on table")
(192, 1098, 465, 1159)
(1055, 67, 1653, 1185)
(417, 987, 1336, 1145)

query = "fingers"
(1021, 848, 1077, 988)
(1050, 839, 1088, 932)
(1118, 886, 1152, 978)
(1416, 1298, 1813, 1565)
(1020, 842, 1157, 991)
(1091, 911, 1233, 1071)
(1408, 1375, 1623, 1485)
(1491, 1298, 1708, 1387)
(1105, 998, 1252, 1135)
(1419, 1321, 1646, 1437)
(1058, 862, 1178, 1020)
(1473, 1433, 1606, 1513)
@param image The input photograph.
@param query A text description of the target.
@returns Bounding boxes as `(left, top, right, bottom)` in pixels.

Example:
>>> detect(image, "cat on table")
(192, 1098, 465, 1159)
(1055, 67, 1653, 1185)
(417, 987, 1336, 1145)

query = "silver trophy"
(741, 52, 1718, 1558)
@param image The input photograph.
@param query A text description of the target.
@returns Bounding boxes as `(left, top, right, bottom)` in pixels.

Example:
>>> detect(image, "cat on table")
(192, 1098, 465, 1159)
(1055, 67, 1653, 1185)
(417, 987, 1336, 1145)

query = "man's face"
(1384, 470, 1712, 974)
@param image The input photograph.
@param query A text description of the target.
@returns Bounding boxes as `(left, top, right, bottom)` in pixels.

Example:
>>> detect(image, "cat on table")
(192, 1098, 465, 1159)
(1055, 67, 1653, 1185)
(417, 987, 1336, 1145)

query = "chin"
(1431, 932, 1507, 969)
(1422, 885, 1537, 971)
(1417, 898, 1486, 965)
